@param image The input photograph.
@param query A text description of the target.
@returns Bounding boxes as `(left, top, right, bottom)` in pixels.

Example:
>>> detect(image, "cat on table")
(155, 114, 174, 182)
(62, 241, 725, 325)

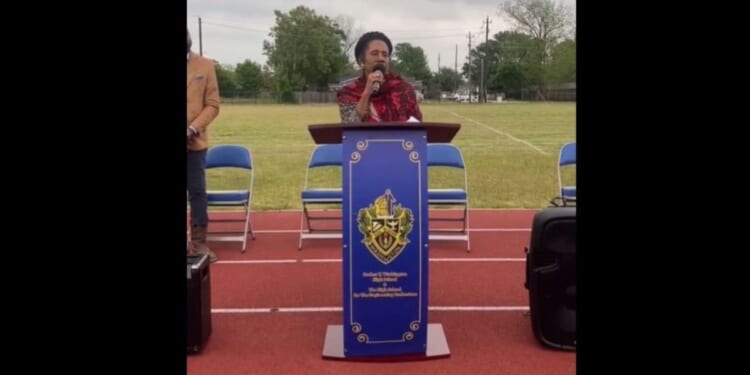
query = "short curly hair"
(354, 31, 392, 64)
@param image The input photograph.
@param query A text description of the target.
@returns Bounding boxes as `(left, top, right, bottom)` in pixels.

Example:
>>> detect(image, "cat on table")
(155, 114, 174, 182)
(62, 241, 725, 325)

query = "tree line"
(213, 0, 575, 102)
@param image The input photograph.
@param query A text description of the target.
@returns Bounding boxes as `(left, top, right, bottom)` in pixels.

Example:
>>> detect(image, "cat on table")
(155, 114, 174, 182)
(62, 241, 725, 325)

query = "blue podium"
(309, 122, 460, 360)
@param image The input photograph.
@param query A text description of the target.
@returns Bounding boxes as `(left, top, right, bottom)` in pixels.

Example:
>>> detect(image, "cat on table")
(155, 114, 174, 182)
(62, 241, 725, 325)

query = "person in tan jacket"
(187, 29, 220, 262)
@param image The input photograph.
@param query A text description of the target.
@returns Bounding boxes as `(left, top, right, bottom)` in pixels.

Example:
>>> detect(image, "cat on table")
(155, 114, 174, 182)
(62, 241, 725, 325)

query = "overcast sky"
(187, 0, 575, 72)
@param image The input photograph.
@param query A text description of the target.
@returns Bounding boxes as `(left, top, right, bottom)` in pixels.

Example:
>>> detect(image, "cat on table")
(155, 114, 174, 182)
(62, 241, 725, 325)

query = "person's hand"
(367, 70, 384, 93)
(187, 128, 197, 148)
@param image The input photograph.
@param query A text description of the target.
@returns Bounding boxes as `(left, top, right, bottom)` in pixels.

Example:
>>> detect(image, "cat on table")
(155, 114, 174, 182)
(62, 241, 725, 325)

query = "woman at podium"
(337, 31, 423, 123)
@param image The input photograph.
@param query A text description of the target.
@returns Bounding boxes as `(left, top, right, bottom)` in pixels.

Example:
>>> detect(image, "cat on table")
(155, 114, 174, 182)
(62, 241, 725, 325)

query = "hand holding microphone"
(369, 64, 386, 94)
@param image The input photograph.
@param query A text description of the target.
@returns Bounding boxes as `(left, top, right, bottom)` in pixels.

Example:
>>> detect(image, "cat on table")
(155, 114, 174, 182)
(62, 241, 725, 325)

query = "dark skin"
(355, 40, 390, 120)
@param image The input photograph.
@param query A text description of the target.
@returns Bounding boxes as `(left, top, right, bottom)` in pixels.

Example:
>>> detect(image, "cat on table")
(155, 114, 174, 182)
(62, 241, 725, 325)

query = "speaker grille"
(527, 208, 576, 350)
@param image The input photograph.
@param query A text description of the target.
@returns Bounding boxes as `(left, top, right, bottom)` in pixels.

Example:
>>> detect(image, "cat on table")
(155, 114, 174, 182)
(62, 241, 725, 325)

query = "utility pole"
(480, 59, 484, 103)
(198, 17, 203, 56)
(467, 32, 472, 103)
(480, 16, 491, 103)
(455, 44, 458, 93)
(437, 53, 441, 101)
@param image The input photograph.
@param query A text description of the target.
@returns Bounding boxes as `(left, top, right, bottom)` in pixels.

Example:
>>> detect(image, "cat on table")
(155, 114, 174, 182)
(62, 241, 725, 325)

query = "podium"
(309, 122, 459, 360)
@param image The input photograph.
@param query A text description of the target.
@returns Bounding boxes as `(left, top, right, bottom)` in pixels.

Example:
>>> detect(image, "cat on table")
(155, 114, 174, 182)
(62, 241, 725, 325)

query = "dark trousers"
(187, 149, 208, 226)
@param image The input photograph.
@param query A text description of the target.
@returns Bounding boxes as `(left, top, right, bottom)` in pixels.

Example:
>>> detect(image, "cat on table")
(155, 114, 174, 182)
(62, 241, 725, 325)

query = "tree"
(499, 0, 574, 52)
(235, 60, 264, 97)
(546, 39, 575, 86)
(433, 67, 464, 92)
(498, 0, 575, 99)
(496, 33, 545, 93)
(462, 38, 502, 89)
(215, 64, 238, 97)
(391, 43, 432, 81)
(333, 14, 363, 65)
(263, 6, 349, 95)
(261, 65, 275, 92)
(336, 64, 359, 81)
(490, 63, 528, 92)
(464, 29, 570, 97)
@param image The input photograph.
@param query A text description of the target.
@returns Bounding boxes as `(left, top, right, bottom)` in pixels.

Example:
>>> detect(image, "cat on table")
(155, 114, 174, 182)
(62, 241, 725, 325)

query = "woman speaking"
(337, 31, 423, 123)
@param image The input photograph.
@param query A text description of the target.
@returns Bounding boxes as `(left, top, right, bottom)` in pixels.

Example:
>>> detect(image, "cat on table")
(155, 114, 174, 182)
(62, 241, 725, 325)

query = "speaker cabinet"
(187, 254, 212, 353)
(525, 207, 576, 350)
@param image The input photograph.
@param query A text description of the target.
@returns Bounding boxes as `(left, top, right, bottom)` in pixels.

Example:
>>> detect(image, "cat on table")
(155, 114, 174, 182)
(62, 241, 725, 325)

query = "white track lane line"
(251, 228, 530, 234)
(218, 257, 526, 264)
(212, 306, 529, 314)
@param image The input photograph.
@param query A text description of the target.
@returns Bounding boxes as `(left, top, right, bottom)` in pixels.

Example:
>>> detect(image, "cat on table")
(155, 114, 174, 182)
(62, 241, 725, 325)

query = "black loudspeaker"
(187, 254, 212, 353)
(525, 207, 576, 350)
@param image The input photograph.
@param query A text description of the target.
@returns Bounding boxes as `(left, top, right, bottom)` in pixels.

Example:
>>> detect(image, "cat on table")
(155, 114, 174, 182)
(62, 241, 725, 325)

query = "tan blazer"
(187, 52, 220, 151)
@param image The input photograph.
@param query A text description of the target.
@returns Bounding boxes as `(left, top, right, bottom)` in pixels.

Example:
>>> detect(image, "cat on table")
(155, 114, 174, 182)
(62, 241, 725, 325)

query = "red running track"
(187, 209, 575, 375)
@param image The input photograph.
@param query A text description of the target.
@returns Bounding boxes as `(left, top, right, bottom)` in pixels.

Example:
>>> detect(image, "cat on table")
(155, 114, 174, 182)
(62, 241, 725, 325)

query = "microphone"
(371, 64, 386, 94)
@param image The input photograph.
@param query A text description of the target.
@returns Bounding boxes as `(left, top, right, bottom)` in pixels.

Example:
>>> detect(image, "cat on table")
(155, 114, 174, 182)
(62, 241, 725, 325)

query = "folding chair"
(298, 144, 343, 249)
(427, 143, 470, 252)
(557, 142, 576, 206)
(203, 144, 256, 252)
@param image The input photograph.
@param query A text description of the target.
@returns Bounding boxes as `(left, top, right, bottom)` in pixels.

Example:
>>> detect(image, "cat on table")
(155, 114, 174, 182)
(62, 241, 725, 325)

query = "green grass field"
(205, 102, 576, 211)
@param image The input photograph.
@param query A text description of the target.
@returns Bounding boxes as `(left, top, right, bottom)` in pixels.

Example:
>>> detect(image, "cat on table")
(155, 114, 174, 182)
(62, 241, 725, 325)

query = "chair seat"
(200, 144, 255, 252)
(301, 188, 342, 202)
(207, 190, 250, 205)
(428, 188, 467, 202)
(561, 186, 576, 199)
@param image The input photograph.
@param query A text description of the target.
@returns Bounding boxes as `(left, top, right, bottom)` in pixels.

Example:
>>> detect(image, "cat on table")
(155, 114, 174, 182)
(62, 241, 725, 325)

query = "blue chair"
(427, 143, 470, 251)
(203, 144, 256, 252)
(298, 144, 343, 249)
(557, 142, 576, 206)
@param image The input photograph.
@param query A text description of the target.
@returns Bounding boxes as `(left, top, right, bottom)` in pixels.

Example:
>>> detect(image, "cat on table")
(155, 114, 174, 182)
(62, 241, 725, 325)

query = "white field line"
(439, 109, 549, 155)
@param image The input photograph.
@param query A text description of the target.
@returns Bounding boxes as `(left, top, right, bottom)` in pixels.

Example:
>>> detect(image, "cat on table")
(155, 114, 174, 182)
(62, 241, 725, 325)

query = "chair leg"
(241, 210, 248, 253)
(461, 205, 468, 232)
(246, 203, 255, 240)
(465, 205, 471, 252)
(241, 203, 254, 253)
(186, 227, 193, 253)
(298, 206, 306, 250)
(303, 206, 313, 233)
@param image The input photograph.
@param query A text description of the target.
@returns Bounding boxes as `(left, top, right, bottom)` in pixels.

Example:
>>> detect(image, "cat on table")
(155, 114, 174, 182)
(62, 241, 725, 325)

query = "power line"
(200, 20, 267, 33)
(386, 27, 466, 32)
(377, 33, 466, 40)
(198, 21, 465, 45)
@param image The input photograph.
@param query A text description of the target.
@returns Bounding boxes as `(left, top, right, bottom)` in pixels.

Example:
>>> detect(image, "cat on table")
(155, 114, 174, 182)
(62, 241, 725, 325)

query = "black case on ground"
(187, 253, 212, 353)
(525, 207, 576, 350)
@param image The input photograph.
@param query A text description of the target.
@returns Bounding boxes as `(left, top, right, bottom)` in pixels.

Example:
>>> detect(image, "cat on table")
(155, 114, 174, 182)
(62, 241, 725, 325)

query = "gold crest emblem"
(357, 189, 414, 264)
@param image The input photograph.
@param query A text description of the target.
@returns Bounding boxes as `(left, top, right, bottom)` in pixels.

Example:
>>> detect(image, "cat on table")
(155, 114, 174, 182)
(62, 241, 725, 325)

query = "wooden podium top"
(308, 122, 461, 144)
